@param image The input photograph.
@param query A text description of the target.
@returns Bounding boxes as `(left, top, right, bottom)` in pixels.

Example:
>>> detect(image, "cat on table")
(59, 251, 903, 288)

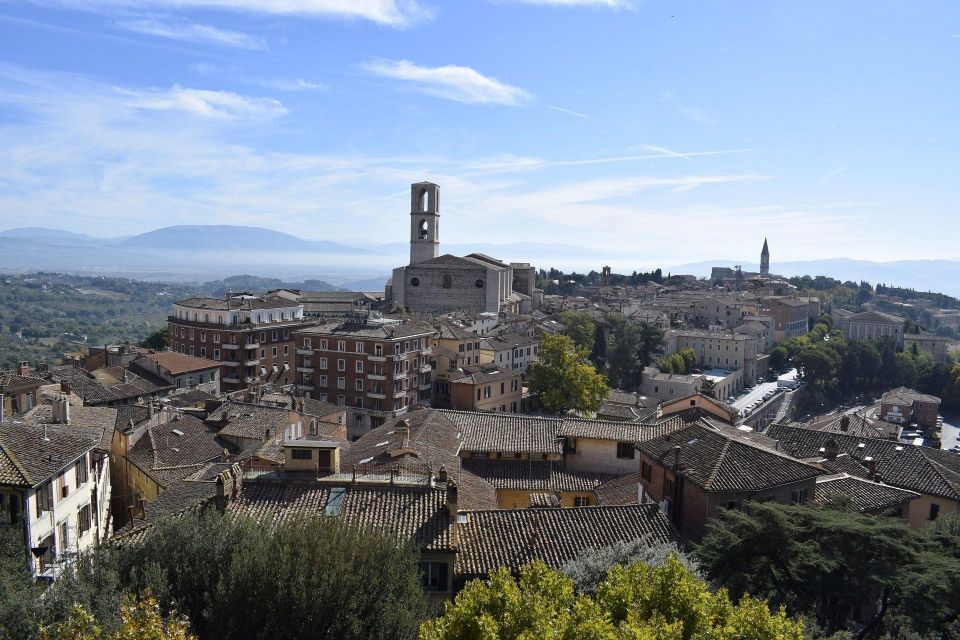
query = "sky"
(0, 0, 957, 268)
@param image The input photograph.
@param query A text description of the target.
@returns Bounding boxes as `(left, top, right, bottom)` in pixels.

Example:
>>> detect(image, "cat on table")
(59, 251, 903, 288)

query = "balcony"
(221, 360, 240, 367)
(297, 348, 314, 356)
(367, 392, 387, 400)
(367, 373, 386, 381)
(222, 343, 239, 350)
(367, 354, 387, 362)
(244, 376, 259, 384)
(420, 347, 432, 356)
(245, 359, 260, 367)
(419, 364, 432, 374)
(419, 383, 432, 391)
(297, 384, 314, 392)
(222, 376, 240, 384)
(296, 366, 314, 373)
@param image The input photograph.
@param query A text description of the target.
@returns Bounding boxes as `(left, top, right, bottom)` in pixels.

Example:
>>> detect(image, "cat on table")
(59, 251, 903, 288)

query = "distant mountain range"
(2, 225, 960, 297)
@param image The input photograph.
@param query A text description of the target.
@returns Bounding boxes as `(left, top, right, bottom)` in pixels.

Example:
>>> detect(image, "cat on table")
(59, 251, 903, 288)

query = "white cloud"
(362, 59, 532, 106)
(119, 85, 288, 120)
(116, 18, 266, 49)
(500, 0, 633, 7)
(44, 0, 431, 27)
(547, 105, 599, 123)
(260, 78, 327, 91)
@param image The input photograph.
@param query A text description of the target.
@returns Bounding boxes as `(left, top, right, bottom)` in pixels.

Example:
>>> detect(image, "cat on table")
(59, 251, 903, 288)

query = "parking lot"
(730, 369, 800, 416)
(940, 414, 960, 451)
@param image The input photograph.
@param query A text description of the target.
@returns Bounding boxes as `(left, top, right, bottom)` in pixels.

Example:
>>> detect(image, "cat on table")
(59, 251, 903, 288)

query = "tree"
(559, 311, 596, 353)
(605, 316, 664, 392)
(140, 328, 169, 350)
(696, 501, 960, 639)
(770, 346, 790, 371)
(420, 556, 804, 639)
(45, 511, 427, 640)
(528, 333, 609, 415)
(0, 523, 43, 640)
(40, 593, 196, 640)
(561, 537, 701, 596)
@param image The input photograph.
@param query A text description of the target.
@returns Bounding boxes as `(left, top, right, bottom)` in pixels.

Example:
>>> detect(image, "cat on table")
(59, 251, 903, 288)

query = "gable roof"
(637, 422, 822, 492)
(456, 504, 676, 577)
(765, 424, 960, 501)
(0, 421, 98, 487)
(438, 410, 562, 455)
(126, 414, 232, 489)
(812, 474, 920, 512)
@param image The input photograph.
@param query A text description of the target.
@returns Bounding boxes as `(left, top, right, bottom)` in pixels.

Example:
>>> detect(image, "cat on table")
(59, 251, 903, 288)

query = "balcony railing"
(222, 376, 240, 384)
(245, 359, 260, 367)
(367, 392, 387, 399)
(296, 366, 314, 373)
(297, 348, 314, 356)
(222, 343, 239, 350)
(367, 373, 386, 381)
(367, 355, 387, 362)
(297, 384, 314, 392)
(221, 360, 240, 367)
(244, 342, 260, 350)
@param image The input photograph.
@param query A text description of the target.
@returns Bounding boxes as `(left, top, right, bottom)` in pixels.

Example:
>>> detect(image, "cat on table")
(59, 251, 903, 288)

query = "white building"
(0, 396, 112, 579)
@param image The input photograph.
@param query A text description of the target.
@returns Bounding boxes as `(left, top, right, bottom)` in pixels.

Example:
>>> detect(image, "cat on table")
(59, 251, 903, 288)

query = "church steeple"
(760, 238, 770, 277)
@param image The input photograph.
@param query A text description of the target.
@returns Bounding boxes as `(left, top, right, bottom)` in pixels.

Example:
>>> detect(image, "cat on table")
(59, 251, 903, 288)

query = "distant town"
(2, 182, 960, 638)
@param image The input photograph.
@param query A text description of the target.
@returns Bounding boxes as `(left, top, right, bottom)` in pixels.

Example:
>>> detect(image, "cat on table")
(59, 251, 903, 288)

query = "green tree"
(0, 523, 43, 640)
(140, 328, 169, 350)
(420, 556, 804, 639)
(46, 511, 427, 640)
(559, 311, 596, 353)
(41, 593, 196, 640)
(528, 333, 609, 415)
(696, 501, 960, 638)
(605, 316, 664, 392)
(770, 346, 790, 371)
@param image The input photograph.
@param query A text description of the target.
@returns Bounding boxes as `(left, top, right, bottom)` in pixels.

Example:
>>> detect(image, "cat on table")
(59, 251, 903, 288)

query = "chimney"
(220, 448, 230, 463)
(351, 464, 357, 483)
(824, 439, 838, 460)
(437, 465, 448, 483)
(840, 415, 850, 432)
(866, 457, 877, 479)
(673, 445, 682, 469)
(17, 361, 29, 377)
(446, 480, 459, 544)
(60, 381, 71, 395)
(427, 466, 435, 487)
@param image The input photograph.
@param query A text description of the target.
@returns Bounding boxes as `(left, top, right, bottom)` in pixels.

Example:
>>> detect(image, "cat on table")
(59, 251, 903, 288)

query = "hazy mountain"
(0, 227, 99, 243)
(121, 225, 365, 254)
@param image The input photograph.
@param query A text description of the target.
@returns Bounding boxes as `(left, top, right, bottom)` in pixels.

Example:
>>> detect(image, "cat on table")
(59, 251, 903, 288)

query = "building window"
(337, 359, 346, 371)
(337, 377, 345, 389)
(930, 503, 940, 521)
(320, 339, 328, 350)
(337, 340, 346, 352)
(442, 274, 452, 289)
(36, 482, 53, 516)
(355, 342, 365, 353)
(355, 379, 363, 392)
(574, 496, 589, 507)
(78, 504, 91, 536)
(200, 331, 206, 342)
(475, 279, 484, 288)
(319, 357, 327, 369)
(410, 277, 420, 287)
(272, 347, 278, 357)
(291, 449, 312, 460)
(419, 562, 448, 592)
(616, 442, 635, 459)
(640, 460, 652, 481)
(75, 456, 88, 486)
(214, 349, 220, 360)
(355, 360, 364, 373)
(790, 489, 808, 505)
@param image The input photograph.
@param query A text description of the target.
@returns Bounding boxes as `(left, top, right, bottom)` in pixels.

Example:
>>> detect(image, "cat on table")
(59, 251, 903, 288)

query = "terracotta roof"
(0, 421, 98, 487)
(456, 504, 676, 577)
(229, 480, 455, 550)
(592, 473, 641, 506)
(765, 424, 960, 501)
(22, 398, 117, 453)
(126, 414, 232, 489)
(461, 458, 616, 492)
(560, 416, 684, 443)
(812, 474, 920, 512)
(48, 366, 169, 405)
(450, 367, 520, 385)
(637, 422, 822, 493)
(208, 402, 295, 441)
(134, 351, 221, 375)
(804, 412, 898, 439)
(439, 410, 562, 455)
(176, 295, 299, 311)
(880, 387, 941, 406)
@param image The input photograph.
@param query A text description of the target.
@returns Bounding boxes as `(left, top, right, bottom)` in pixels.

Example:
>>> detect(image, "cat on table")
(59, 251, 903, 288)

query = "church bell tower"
(760, 238, 770, 277)
(410, 182, 440, 265)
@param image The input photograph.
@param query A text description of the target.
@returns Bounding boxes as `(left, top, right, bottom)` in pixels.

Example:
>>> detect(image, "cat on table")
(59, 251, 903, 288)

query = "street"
(731, 368, 798, 413)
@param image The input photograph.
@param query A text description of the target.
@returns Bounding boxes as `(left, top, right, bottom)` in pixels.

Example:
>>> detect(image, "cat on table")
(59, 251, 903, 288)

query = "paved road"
(731, 368, 799, 412)
(940, 415, 960, 451)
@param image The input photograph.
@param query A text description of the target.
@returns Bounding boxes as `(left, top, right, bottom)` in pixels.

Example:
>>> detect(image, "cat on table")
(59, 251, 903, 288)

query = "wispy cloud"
(816, 166, 847, 186)
(34, 0, 432, 27)
(661, 90, 718, 127)
(499, 0, 634, 7)
(630, 144, 744, 162)
(260, 78, 327, 91)
(119, 85, 288, 120)
(116, 18, 266, 49)
(362, 59, 532, 106)
(547, 105, 599, 123)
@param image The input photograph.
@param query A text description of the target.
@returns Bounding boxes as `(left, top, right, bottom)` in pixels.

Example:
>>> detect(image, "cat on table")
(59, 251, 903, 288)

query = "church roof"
(410, 254, 483, 268)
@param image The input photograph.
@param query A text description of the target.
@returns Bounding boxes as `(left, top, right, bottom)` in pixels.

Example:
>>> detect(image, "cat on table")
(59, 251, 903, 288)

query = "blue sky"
(0, 0, 957, 268)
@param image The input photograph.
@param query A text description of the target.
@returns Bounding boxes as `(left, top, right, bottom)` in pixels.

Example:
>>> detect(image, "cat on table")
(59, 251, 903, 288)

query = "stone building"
(832, 310, 906, 349)
(387, 182, 540, 314)
(760, 238, 770, 277)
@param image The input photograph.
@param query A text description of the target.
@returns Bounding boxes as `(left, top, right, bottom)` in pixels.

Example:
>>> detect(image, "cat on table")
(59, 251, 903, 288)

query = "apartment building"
(449, 366, 522, 413)
(479, 334, 540, 373)
(168, 295, 311, 392)
(0, 396, 112, 579)
(665, 329, 764, 389)
(293, 315, 435, 436)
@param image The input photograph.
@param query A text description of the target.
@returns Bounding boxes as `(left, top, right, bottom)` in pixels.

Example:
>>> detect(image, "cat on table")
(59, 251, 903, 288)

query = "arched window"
(442, 274, 452, 289)
(419, 189, 430, 212)
(281, 312, 286, 321)
(204, 314, 209, 323)
(257, 314, 262, 324)
(269, 313, 274, 322)
(418, 219, 429, 240)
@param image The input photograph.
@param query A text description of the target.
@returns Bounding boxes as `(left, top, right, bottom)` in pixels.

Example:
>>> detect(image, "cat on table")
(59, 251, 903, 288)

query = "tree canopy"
(420, 555, 804, 639)
(696, 502, 960, 639)
(528, 333, 609, 415)
(604, 314, 665, 392)
(559, 311, 596, 354)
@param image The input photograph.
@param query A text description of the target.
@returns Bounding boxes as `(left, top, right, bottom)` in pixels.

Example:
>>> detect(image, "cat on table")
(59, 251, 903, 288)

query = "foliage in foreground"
(696, 502, 960, 639)
(420, 555, 804, 640)
(561, 537, 701, 596)
(4, 510, 426, 640)
(41, 593, 195, 640)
